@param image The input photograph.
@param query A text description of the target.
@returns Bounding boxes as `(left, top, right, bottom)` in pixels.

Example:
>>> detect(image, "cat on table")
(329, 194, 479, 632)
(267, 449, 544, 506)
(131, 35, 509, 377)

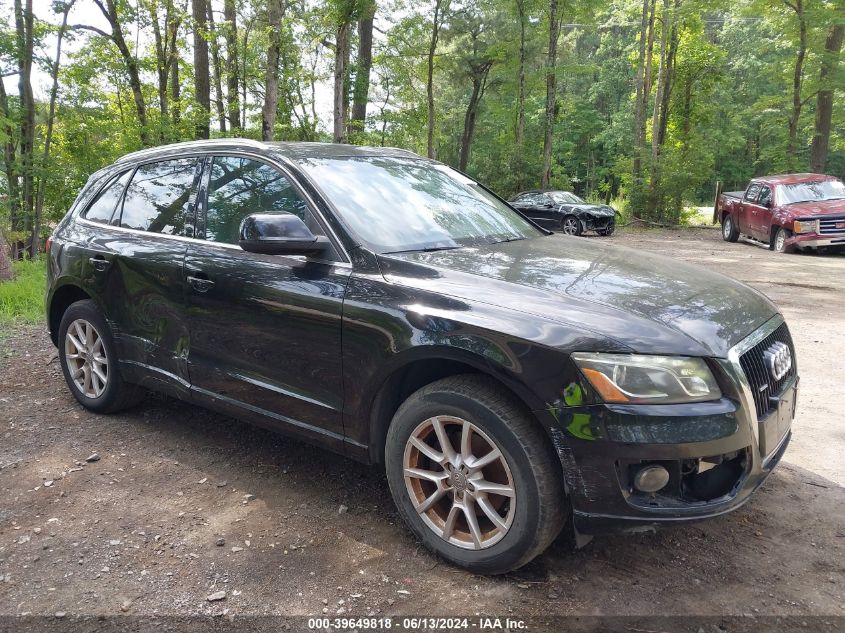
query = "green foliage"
(0, 257, 46, 330)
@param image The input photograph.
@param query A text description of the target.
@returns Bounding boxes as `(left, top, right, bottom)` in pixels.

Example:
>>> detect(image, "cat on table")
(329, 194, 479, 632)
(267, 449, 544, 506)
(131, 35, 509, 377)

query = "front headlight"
(571, 353, 721, 404)
(793, 219, 819, 234)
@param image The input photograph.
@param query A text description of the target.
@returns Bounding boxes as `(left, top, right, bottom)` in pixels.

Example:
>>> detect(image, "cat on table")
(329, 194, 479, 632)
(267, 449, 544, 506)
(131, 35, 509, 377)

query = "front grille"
(739, 322, 797, 420)
(818, 215, 845, 235)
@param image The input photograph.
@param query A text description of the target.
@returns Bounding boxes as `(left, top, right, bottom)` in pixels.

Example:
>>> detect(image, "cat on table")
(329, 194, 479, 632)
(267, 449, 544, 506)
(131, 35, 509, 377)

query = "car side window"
(744, 183, 761, 203)
(204, 156, 322, 245)
(119, 158, 200, 235)
(758, 186, 772, 207)
(83, 171, 131, 224)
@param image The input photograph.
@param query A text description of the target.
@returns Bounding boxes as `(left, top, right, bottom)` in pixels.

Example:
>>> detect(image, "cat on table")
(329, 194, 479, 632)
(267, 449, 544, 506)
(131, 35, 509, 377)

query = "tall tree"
(262, 0, 284, 141)
(784, 0, 807, 169)
(427, 0, 448, 158)
(351, 0, 376, 136)
(809, 24, 844, 173)
(192, 0, 210, 139)
(34, 0, 76, 256)
(15, 0, 35, 254)
(332, 1, 354, 143)
(223, 0, 241, 132)
(206, 1, 227, 132)
(514, 0, 527, 158)
(632, 0, 656, 191)
(540, 0, 562, 188)
(76, 0, 152, 146)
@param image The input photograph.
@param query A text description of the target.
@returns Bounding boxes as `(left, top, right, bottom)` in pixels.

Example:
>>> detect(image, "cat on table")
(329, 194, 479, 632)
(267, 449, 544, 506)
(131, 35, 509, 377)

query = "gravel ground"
(0, 228, 843, 631)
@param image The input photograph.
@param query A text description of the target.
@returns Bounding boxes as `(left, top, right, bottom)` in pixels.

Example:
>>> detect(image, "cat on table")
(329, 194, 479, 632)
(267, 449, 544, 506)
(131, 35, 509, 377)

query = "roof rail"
(115, 138, 268, 163)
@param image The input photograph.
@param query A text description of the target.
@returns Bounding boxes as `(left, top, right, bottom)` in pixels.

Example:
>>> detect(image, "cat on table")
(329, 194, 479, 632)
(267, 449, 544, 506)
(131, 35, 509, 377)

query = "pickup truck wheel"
(58, 299, 144, 413)
(722, 214, 739, 242)
(385, 374, 566, 574)
(772, 227, 796, 254)
(561, 215, 582, 236)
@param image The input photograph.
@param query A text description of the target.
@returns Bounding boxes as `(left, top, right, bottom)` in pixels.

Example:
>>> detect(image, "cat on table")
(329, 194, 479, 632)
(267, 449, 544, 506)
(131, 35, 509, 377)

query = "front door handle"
(187, 275, 215, 293)
(88, 256, 111, 272)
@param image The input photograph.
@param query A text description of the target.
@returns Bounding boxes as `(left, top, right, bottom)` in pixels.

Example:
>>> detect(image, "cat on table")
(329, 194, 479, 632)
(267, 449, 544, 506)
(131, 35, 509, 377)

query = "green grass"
(0, 257, 46, 333)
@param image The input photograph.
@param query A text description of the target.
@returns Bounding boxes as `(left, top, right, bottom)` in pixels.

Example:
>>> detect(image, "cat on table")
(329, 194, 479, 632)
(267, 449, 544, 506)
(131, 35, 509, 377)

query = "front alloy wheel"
(385, 375, 566, 574)
(404, 415, 516, 549)
(561, 215, 582, 236)
(64, 318, 109, 398)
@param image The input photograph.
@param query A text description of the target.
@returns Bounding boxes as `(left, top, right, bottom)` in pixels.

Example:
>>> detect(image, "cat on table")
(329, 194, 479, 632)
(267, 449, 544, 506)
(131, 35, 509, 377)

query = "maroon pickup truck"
(716, 173, 845, 253)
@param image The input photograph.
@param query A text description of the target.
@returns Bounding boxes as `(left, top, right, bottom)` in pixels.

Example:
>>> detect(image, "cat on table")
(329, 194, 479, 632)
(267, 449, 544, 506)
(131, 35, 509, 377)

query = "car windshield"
(548, 191, 584, 204)
(297, 156, 543, 253)
(780, 180, 845, 204)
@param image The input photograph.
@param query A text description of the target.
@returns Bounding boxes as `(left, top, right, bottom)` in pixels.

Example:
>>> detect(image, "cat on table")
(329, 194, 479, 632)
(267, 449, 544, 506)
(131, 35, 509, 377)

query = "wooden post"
(0, 228, 13, 281)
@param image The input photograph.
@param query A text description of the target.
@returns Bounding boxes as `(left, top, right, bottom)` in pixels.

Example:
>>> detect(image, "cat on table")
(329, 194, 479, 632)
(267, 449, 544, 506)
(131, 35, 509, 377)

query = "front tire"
(597, 222, 615, 236)
(561, 215, 582, 236)
(722, 214, 739, 242)
(385, 375, 566, 574)
(58, 300, 144, 413)
(771, 226, 796, 254)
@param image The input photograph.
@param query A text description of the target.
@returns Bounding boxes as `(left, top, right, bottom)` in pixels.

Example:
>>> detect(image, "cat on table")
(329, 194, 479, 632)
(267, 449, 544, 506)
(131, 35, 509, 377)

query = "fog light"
(633, 465, 670, 493)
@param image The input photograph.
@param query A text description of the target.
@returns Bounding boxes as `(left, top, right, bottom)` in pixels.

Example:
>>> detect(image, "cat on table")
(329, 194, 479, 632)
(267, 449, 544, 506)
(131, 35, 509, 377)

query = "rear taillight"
(45, 236, 53, 254)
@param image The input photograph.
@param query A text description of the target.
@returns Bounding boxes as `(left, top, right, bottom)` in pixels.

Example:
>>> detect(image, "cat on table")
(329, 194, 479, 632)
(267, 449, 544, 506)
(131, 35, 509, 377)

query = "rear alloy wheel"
(772, 227, 796, 254)
(385, 375, 566, 574)
(722, 214, 739, 242)
(58, 299, 144, 413)
(561, 215, 582, 236)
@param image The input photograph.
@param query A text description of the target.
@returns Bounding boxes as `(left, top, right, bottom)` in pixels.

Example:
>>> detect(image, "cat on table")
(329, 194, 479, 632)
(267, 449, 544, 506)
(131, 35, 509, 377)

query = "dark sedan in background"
(509, 189, 617, 236)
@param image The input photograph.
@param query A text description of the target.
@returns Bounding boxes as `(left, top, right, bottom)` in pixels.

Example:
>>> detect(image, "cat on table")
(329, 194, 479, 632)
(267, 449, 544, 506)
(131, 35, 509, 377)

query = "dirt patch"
(0, 229, 843, 628)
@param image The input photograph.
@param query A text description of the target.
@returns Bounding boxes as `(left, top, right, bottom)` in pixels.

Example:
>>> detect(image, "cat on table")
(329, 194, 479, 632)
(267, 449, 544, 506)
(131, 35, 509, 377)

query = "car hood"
(783, 199, 845, 216)
(377, 234, 778, 358)
(561, 203, 615, 216)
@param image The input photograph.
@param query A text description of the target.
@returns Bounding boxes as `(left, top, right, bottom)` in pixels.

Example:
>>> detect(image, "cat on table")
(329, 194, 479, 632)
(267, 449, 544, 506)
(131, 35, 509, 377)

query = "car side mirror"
(238, 213, 329, 257)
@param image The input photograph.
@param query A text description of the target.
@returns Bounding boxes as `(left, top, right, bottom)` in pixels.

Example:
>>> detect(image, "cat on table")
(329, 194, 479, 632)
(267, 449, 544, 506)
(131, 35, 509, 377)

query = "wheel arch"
(48, 283, 93, 346)
(366, 347, 547, 465)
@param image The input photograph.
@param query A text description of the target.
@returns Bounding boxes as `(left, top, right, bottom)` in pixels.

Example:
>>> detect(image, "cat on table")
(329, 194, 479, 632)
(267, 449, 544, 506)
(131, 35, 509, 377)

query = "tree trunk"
(785, 0, 806, 169)
(333, 18, 351, 143)
(632, 0, 656, 184)
(541, 0, 562, 188)
(87, 0, 152, 147)
(0, 80, 21, 243)
(809, 24, 844, 173)
(223, 0, 240, 132)
(34, 0, 75, 254)
(262, 0, 284, 141)
(15, 0, 36, 255)
(648, 0, 670, 218)
(657, 0, 680, 147)
(459, 60, 493, 172)
(192, 0, 211, 139)
(515, 0, 526, 189)
(206, 1, 227, 132)
(426, 0, 446, 158)
(168, 4, 182, 127)
(0, 228, 12, 281)
(351, 4, 376, 136)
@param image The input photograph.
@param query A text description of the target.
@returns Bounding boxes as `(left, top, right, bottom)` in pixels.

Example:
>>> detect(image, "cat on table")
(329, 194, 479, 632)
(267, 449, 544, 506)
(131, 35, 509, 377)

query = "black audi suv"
(46, 140, 797, 574)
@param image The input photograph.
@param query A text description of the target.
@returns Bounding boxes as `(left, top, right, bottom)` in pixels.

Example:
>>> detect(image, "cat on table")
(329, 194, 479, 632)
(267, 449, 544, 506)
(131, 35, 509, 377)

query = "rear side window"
(204, 156, 317, 245)
(119, 158, 200, 234)
(744, 183, 761, 202)
(84, 171, 131, 224)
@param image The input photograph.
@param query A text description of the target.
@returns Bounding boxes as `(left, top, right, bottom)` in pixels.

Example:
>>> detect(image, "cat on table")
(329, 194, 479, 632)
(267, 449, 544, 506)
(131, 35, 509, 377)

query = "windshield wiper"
(383, 245, 463, 254)
(488, 236, 526, 245)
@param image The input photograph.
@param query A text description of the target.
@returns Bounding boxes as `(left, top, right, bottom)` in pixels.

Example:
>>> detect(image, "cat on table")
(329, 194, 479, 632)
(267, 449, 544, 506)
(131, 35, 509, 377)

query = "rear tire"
(771, 226, 796, 254)
(58, 300, 144, 413)
(722, 214, 739, 242)
(385, 374, 566, 575)
(561, 215, 582, 236)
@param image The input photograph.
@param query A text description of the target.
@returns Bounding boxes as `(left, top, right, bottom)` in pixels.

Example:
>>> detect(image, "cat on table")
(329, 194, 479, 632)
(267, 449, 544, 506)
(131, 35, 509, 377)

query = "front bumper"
(786, 232, 845, 248)
(543, 315, 796, 535)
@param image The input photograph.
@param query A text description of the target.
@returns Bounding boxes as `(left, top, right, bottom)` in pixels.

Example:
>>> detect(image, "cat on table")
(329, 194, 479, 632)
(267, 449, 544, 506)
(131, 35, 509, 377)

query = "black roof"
(115, 138, 420, 165)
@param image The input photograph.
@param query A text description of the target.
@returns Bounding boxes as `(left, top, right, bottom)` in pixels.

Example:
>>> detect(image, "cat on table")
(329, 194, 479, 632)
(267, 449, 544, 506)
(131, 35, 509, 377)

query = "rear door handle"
(88, 256, 111, 272)
(187, 275, 215, 293)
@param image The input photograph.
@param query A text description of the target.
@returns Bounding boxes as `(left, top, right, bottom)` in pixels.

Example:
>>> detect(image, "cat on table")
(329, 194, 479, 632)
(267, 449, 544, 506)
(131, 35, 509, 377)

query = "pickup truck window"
(758, 186, 772, 207)
(744, 183, 761, 202)
(780, 180, 845, 204)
